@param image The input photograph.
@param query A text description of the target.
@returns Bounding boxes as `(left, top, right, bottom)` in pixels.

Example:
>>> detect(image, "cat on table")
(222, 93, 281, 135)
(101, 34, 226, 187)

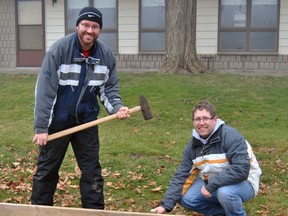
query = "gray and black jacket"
(160, 119, 262, 212)
(34, 32, 123, 133)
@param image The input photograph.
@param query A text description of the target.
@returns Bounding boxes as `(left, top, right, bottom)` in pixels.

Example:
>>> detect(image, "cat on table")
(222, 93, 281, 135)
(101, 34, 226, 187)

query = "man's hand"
(201, 185, 212, 198)
(116, 106, 130, 119)
(33, 133, 48, 146)
(151, 206, 167, 214)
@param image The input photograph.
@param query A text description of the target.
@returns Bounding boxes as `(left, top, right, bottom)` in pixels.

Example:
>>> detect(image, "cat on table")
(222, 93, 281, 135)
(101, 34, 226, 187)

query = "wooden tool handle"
(47, 106, 141, 141)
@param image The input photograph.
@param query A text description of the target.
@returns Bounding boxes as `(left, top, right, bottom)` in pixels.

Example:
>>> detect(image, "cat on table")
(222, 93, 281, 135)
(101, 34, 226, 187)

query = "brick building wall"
(115, 54, 288, 73)
(199, 54, 288, 72)
(0, 0, 16, 70)
(115, 54, 166, 71)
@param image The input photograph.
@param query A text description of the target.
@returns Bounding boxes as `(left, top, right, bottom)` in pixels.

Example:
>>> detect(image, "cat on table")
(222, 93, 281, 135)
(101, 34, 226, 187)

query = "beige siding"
(44, 0, 65, 51)
(118, 0, 139, 54)
(279, 0, 288, 54)
(196, 0, 218, 54)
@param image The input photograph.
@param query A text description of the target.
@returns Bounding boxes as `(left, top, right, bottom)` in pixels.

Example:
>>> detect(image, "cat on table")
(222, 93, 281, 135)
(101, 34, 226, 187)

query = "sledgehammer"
(47, 95, 152, 141)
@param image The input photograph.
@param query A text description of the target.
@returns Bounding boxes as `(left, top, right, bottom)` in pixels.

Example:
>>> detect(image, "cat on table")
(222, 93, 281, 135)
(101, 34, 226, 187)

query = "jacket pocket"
(77, 100, 100, 123)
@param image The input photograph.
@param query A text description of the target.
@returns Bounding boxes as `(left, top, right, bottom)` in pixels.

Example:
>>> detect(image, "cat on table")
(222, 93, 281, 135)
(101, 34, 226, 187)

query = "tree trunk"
(161, 0, 207, 74)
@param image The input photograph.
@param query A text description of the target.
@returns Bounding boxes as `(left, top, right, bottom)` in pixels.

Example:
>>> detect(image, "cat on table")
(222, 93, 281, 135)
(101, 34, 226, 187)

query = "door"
(16, 0, 45, 67)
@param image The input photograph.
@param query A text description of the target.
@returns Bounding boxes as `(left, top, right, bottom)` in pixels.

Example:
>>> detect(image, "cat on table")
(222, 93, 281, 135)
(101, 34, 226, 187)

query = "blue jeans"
(180, 178, 254, 216)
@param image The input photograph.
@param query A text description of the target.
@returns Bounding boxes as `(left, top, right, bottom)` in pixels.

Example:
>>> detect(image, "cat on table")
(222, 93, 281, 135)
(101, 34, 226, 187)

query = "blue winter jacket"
(34, 33, 123, 133)
(160, 120, 262, 212)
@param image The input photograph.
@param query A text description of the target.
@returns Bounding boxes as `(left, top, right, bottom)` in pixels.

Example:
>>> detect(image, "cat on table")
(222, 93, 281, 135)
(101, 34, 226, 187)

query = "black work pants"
(31, 126, 104, 209)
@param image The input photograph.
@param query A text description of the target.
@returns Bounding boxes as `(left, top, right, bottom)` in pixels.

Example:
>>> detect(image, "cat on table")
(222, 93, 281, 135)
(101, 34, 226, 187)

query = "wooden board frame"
(0, 203, 176, 216)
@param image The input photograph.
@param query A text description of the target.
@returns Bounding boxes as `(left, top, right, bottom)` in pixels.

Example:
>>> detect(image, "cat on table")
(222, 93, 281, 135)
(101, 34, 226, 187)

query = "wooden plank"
(0, 203, 175, 216)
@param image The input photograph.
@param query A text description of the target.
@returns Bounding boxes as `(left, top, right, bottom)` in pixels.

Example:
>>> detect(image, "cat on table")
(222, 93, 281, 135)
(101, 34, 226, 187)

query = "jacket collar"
(192, 125, 222, 147)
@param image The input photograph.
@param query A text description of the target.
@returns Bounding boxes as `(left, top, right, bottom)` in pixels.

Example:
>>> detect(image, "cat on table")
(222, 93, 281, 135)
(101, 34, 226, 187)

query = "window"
(66, 0, 89, 32)
(94, 0, 117, 52)
(219, 0, 279, 52)
(140, 0, 166, 52)
(66, 0, 118, 52)
(18, 0, 43, 50)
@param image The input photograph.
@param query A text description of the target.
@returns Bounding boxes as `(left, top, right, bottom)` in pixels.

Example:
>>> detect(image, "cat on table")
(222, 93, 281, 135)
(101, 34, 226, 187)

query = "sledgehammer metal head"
(140, 95, 152, 120)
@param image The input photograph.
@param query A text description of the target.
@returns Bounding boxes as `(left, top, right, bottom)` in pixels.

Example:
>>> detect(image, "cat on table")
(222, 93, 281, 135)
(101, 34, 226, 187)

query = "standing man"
(31, 7, 130, 209)
(153, 100, 262, 216)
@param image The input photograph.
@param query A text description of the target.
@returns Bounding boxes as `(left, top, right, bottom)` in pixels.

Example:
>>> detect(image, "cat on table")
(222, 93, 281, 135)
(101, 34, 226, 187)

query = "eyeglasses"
(193, 116, 214, 123)
(80, 23, 101, 31)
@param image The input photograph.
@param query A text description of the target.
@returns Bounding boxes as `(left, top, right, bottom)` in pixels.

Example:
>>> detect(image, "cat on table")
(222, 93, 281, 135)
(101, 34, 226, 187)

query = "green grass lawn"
(0, 72, 287, 215)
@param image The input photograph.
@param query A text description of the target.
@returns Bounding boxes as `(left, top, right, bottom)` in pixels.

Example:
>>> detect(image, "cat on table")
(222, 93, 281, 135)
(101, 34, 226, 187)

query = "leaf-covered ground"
(1, 144, 286, 216)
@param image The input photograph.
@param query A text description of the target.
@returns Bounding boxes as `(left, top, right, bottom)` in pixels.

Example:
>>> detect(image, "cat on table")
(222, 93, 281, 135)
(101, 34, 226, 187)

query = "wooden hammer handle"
(47, 106, 141, 142)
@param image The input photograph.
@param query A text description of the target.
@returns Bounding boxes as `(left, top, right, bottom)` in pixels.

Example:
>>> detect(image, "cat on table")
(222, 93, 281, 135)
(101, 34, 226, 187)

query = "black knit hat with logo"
(76, 7, 103, 29)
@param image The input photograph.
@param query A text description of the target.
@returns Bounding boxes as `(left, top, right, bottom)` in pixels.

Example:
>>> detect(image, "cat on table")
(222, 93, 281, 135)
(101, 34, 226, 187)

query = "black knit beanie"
(76, 7, 103, 29)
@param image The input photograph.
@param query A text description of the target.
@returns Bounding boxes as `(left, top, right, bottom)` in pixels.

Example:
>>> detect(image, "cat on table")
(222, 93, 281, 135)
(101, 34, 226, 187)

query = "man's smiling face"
(193, 109, 217, 138)
(77, 20, 101, 50)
